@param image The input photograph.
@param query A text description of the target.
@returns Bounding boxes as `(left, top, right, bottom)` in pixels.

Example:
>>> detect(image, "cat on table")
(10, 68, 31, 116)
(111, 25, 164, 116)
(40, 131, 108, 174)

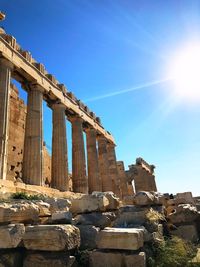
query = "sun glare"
(170, 43, 200, 101)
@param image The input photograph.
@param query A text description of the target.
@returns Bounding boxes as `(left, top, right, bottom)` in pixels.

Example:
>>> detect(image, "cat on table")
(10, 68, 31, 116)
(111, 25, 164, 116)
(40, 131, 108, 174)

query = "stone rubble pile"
(0, 190, 199, 267)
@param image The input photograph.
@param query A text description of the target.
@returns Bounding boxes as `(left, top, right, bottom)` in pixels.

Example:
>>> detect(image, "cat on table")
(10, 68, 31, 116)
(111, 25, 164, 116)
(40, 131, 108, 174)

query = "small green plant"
(11, 192, 45, 201)
(147, 236, 198, 267)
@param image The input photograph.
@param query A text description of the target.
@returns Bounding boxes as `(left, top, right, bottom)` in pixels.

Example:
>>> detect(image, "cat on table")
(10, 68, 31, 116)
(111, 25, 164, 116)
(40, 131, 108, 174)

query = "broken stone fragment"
(44, 198, 71, 213)
(168, 204, 199, 224)
(96, 227, 144, 250)
(0, 223, 25, 248)
(89, 250, 146, 267)
(74, 211, 117, 229)
(92, 191, 120, 210)
(0, 201, 40, 223)
(23, 225, 80, 251)
(134, 191, 157, 206)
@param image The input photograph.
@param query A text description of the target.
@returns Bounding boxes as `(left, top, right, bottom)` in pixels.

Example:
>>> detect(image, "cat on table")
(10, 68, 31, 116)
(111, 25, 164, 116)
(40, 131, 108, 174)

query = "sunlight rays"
(84, 77, 171, 103)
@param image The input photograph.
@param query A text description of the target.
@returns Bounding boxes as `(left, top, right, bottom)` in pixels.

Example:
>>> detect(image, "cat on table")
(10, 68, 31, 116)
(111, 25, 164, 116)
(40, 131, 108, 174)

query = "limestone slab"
(0, 202, 40, 223)
(74, 211, 117, 229)
(89, 251, 146, 267)
(23, 225, 80, 251)
(70, 194, 109, 214)
(96, 227, 144, 250)
(23, 253, 75, 267)
(0, 224, 25, 248)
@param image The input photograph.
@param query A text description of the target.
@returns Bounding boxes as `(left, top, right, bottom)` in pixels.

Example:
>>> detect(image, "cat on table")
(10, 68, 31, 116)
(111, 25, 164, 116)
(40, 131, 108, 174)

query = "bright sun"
(170, 43, 200, 101)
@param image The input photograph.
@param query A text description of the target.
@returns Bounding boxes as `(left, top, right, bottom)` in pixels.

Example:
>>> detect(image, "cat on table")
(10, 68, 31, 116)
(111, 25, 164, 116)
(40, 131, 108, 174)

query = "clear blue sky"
(1, 0, 200, 196)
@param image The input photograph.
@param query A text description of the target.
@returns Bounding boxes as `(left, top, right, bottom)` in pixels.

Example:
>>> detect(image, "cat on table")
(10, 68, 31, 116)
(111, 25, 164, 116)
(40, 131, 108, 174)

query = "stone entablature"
(0, 30, 114, 143)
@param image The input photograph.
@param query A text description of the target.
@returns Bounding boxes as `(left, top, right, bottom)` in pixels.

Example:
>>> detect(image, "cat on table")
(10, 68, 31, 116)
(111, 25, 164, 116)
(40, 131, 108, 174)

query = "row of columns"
(0, 59, 121, 196)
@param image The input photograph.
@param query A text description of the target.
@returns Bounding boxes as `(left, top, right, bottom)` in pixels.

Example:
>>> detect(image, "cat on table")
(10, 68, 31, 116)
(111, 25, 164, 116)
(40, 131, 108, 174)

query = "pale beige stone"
(70, 194, 109, 214)
(92, 191, 120, 210)
(134, 191, 156, 206)
(0, 224, 25, 248)
(23, 225, 80, 251)
(0, 202, 40, 223)
(89, 251, 146, 267)
(96, 227, 144, 250)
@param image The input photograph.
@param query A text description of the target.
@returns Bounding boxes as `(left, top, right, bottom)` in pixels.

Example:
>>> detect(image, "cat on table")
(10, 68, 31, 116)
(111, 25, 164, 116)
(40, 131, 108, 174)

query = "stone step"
(96, 227, 144, 250)
(23, 225, 80, 251)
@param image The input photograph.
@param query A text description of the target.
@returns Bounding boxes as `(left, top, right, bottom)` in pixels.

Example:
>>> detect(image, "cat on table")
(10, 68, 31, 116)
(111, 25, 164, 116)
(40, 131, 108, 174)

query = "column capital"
(49, 101, 66, 110)
(85, 125, 96, 133)
(21, 82, 44, 93)
(68, 114, 83, 123)
(0, 58, 14, 69)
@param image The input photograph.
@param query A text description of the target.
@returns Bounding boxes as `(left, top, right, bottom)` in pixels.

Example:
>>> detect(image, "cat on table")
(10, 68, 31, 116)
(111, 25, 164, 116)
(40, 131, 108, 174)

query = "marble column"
(86, 127, 101, 193)
(98, 136, 112, 192)
(71, 116, 88, 193)
(0, 59, 13, 180)
(116, 161, 129, 199)
(51, 102, 68, 191)
(107, 143, 121, 197)
(22, 84, 43, 185)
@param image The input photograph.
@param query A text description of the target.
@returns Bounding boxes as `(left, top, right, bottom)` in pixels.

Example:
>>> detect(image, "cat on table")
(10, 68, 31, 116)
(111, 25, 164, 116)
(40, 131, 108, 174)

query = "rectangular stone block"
(0, 202, 40, 223)
(23, 252, 75, 267)
(89, 251, 146, 267)
(96, 227, 144, 250)
(23, 225, 80, 251)
(0, 224, 25, 248)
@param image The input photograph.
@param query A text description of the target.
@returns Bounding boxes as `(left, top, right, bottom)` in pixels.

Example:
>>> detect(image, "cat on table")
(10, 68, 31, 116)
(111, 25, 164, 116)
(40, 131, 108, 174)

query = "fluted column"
(0, 59, 13, 180)
(22, 84, 43, 185)
(71, 116, 88, 193)
(86, 127, 101, 193)
(116, 161, 129, 198)
(107, 143, 121, 197)
(98, 136, 112, 192)
(51, 102, 68, 191)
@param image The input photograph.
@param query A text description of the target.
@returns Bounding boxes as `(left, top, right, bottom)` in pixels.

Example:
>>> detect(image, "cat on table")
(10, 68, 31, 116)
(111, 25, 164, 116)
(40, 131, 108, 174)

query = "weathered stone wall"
(7, 84, 51, 184)
(7, 84, 26, 181)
